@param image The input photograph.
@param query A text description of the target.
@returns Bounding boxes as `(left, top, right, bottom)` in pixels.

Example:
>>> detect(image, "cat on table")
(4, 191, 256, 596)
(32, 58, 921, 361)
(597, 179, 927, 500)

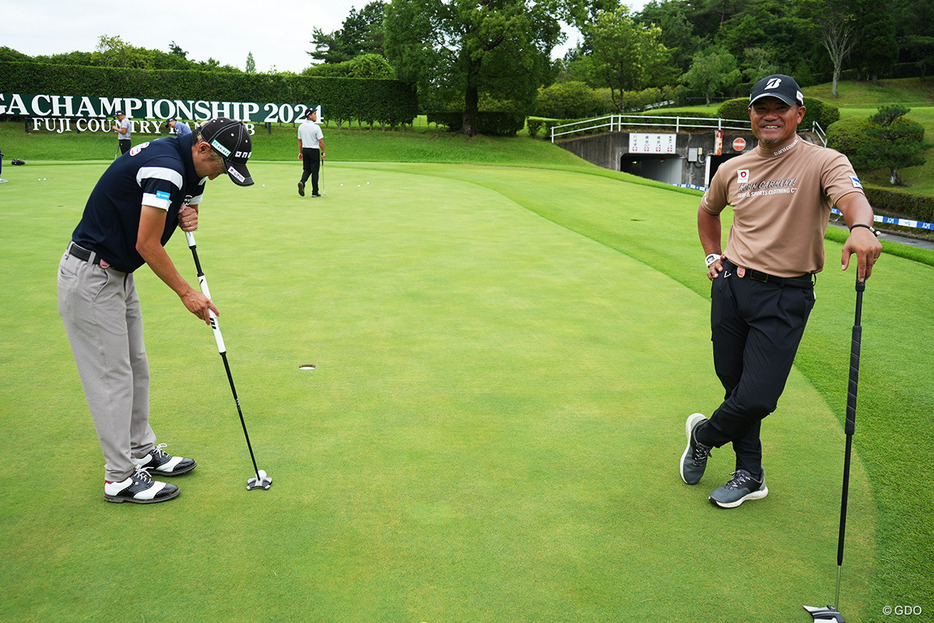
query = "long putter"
(804, 277, 866, 623)
(186, 230, 272, 491)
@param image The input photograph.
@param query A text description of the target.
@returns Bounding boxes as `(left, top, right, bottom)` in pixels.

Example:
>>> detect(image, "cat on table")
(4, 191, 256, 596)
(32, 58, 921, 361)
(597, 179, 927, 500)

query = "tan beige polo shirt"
(702, 137, 864, 277)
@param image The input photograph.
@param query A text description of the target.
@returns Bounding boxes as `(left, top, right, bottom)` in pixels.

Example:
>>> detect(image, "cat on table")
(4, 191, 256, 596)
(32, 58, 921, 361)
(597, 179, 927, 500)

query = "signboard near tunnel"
(629, 133, 677, 154)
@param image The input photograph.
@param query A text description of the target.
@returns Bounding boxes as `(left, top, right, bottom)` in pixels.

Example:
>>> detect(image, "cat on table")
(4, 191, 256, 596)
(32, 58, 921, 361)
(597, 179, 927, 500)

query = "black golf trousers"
(300, 148, 321, 193)
(698, 262, 816, 477)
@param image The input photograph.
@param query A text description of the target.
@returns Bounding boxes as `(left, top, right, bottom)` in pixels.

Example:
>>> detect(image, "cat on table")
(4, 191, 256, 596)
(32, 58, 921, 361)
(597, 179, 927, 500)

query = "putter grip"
(196, 275, 226, 354)
(185, 231, 227, 354)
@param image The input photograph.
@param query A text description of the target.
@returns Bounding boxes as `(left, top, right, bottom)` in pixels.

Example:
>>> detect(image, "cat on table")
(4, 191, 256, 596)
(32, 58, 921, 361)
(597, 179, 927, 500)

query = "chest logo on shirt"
(737, 169, 750, 184)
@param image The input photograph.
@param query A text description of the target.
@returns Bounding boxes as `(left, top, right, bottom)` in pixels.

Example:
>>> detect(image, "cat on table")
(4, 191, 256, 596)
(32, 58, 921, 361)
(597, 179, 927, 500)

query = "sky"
(1, 0, 648, 74)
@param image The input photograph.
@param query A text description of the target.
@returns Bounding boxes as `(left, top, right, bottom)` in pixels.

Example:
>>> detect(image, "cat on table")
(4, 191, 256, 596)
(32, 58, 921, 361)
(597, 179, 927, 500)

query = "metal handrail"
(550, 114, 752, 142)
(811, 121, 828, 146)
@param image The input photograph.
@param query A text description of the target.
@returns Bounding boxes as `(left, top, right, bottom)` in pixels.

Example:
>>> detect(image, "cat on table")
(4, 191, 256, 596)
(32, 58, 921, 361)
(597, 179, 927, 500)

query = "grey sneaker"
(709, 469, 768, 509)
(680, 413, 712, 485)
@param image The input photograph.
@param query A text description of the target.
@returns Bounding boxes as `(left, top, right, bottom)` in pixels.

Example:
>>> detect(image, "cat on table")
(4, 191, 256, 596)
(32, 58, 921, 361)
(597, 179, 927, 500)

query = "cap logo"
(765, 78, 783, 90)
(211, 139, 232, 158)
(227, 165, 245, 183)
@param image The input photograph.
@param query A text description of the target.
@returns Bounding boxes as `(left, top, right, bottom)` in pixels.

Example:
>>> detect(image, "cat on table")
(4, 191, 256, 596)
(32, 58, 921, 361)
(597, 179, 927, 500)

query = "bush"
(347, 54, 395, 80)
(826, 117, 875, 158)
(864, 184, 934, 223)
(718, 98, 750, 121)
(535, 81, 608, 119)
(426, 111, 526, 136)
(719, 95, 838, 130)
(0, 60, 417, 129)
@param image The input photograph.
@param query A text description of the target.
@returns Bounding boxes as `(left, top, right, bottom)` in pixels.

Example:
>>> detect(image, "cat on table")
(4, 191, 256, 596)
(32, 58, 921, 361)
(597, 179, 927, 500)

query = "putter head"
(246, 469, 272, 490)
(803, 605, 845, 622)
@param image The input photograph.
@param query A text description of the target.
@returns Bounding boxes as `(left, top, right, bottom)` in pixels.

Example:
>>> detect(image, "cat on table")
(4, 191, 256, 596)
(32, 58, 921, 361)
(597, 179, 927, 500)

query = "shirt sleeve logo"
(156, 190, 171, 201)
(851, 176, 863, 189)
(129, 142, 151, 157)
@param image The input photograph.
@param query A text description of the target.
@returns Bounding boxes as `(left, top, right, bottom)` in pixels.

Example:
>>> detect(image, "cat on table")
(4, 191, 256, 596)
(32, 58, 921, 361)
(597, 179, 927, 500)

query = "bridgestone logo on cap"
(211, 139, 232, 158)
(227, 165, 245, 183)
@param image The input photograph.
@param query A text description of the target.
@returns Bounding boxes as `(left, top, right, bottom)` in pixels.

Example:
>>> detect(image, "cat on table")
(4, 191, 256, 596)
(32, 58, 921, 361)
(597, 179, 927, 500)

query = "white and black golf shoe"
(104, 468, 180, 504)
(133, 443, 197, 476)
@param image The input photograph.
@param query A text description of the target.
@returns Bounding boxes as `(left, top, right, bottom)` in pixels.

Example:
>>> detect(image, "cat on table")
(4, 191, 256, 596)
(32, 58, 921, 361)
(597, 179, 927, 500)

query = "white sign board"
(629, 133, 677, 154)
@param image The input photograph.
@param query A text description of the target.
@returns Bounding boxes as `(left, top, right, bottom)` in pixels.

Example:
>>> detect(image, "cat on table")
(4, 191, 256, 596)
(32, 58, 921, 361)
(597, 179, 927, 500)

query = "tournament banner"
(0, 93, 316, 133)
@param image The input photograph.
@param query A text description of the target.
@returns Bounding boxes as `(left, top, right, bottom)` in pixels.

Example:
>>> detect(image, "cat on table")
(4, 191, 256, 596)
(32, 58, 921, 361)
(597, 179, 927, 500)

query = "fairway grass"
(0, 160, 929, 621)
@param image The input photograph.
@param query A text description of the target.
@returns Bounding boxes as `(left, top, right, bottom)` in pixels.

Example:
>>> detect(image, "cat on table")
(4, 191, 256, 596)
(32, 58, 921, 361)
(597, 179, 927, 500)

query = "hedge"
(426, 111, 526, 136)
(0, 61, 417, 129)
(718, 96, 839, 130)
(864, 184, 934, 224)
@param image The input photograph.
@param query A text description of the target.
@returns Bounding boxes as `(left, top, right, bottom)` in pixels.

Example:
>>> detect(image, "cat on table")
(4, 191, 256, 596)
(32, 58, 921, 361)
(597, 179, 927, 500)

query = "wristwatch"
(849, 223, 879, 237)
(705, 253, 721, 267)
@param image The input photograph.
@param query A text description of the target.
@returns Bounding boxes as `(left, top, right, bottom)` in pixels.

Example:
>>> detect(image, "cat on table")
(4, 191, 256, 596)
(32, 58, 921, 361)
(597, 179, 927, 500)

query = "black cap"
(749, 74, 804, 107)
(198, 118, 254, 187)
(301, 105, 318, 118)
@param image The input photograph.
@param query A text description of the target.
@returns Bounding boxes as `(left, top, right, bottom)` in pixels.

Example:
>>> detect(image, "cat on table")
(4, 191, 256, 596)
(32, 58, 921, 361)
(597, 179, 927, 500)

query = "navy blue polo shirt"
(71, 134, 206, 272)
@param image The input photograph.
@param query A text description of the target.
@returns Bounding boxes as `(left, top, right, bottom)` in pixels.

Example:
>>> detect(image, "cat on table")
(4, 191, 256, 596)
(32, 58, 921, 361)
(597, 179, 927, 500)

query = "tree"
(742, 47, 780, 83)
(169, 41, 188, 59)
(850, 0, 898, 83)
(894, 0, 934, 78)
(635, 0, 699, 74)
(310, 1, 387, 64)
(682, 46, 741, 106)
(95, 34, 152, 69)
(245, 52, 256, 73)
(796, 0, 856, 96)
(385, 0, 573, 136)
(856, 105, 928, 185)
(583, 7, 671, 112)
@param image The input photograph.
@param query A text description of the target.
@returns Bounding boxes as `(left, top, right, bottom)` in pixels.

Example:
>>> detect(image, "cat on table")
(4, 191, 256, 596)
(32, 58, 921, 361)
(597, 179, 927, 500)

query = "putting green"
(1, 161, 874, 621)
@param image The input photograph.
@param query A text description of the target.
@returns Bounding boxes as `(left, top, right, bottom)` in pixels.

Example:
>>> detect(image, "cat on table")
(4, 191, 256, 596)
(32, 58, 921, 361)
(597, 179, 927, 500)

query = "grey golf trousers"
(58, 245, 156, 482)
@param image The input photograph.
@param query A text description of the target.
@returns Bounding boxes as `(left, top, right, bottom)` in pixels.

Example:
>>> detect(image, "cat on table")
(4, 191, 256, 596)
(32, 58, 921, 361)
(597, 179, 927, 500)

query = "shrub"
(718, 96, 838, 130)
(826, 117, 875, 158)
(864, 184, 934, 223)
(718, 98, 749, 121)
(535, 81, 608, 119)
(426, 111, 526, 136)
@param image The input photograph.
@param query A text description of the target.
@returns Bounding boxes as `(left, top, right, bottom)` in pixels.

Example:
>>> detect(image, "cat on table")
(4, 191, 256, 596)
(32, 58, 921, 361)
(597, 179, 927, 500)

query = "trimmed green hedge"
(426, 111, 526, 136)
(0, 61, 417, 128)
(826, 116, 875, 156)
(864, 184, 934, 224)
(718, 96, 839, 130)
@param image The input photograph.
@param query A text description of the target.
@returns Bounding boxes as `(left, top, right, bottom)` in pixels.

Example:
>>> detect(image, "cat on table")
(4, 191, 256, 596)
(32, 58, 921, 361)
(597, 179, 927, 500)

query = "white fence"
(550, 115, 752, 142)
(550, 114, 828, 145)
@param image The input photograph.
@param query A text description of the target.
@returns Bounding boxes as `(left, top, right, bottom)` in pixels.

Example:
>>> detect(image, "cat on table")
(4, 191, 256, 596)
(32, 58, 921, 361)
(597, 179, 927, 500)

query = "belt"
(67, 242, 103, 266)
(723, 259, 814, 288)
